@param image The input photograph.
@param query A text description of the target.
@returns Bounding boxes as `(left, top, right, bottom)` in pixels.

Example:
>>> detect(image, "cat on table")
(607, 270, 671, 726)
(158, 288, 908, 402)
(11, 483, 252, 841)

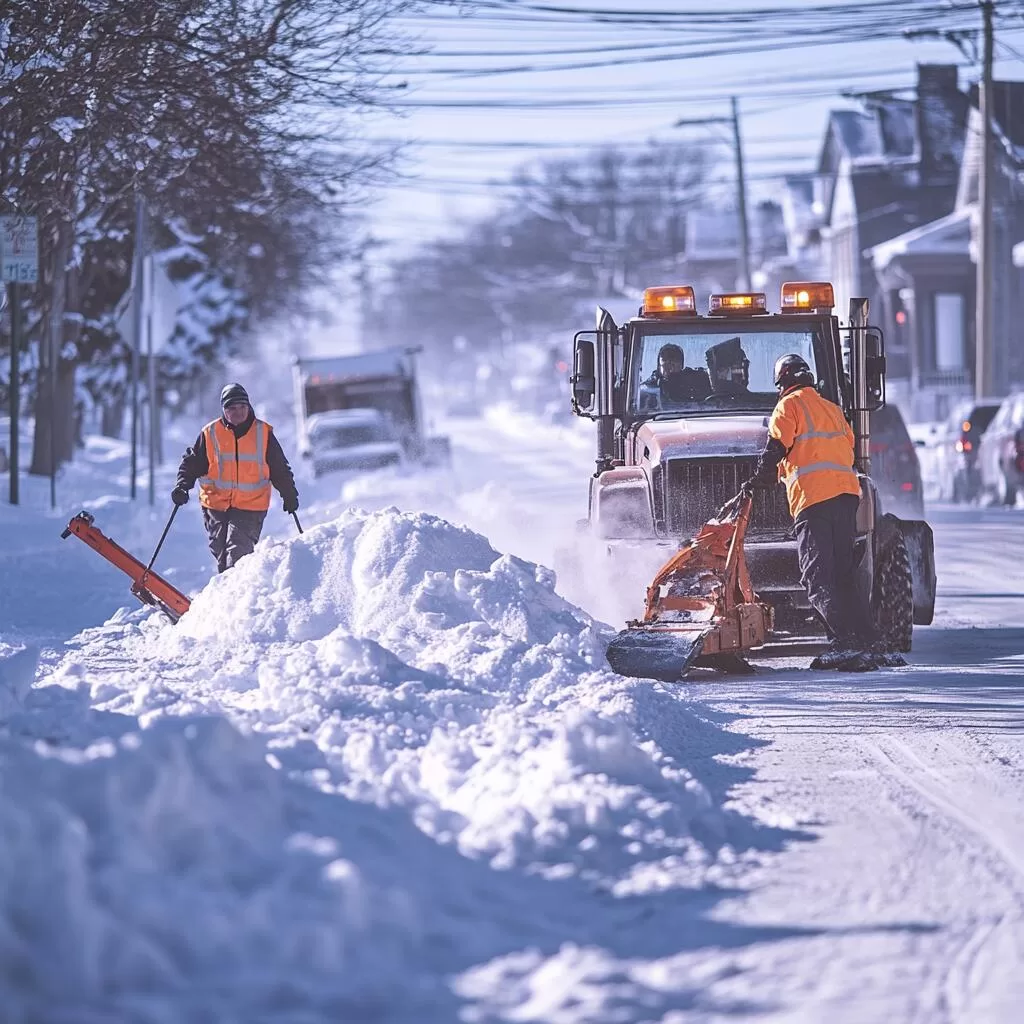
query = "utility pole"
(675, 102, 753, 291)
(7, 283, 19, 504)
(731, 96, 752, 291)
(976, 0, 995, 401)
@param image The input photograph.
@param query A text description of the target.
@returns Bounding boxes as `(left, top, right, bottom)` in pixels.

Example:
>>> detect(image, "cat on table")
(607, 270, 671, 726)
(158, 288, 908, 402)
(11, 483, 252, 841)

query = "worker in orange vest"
(172, 383, 299, 573)
(745, 354, 878, 666)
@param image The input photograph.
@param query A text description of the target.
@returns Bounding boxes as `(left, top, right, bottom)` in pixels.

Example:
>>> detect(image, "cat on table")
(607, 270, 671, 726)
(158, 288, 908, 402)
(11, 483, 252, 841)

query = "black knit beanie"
(220, 383, 249, 409)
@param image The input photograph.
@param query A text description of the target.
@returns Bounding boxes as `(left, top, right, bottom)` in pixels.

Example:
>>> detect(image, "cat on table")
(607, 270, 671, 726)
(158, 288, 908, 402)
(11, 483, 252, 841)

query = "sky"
(306, 0, 1024, 351)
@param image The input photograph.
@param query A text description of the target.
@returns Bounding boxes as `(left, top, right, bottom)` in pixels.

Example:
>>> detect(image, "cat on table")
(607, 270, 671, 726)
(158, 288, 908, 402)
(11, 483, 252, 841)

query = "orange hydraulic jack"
(61, 510, 191, 623)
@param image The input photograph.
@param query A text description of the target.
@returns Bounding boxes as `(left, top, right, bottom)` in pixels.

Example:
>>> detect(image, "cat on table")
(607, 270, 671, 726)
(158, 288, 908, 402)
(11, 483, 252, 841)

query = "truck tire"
(873, 531, 914, 652)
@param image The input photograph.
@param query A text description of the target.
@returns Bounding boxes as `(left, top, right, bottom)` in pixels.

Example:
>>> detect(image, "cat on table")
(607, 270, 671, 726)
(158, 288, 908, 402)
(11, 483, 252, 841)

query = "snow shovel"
(605, 491, 773, 682)
(62, 510, 191, 623)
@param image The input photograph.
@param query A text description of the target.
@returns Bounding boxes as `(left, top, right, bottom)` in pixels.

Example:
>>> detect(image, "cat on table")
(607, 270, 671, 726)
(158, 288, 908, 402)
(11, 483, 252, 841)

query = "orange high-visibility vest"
(769, 386, 860, 519)
(198, 418, 273, 512)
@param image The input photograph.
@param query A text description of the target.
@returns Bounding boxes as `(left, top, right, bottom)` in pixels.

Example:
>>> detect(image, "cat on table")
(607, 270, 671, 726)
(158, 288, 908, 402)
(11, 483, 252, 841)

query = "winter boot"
(809, 637, 862, 670)
(859, 641, 908, 669)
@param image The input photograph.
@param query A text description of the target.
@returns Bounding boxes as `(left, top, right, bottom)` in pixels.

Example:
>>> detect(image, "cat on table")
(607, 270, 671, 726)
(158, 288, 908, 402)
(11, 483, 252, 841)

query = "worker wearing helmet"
(171, 383, 299, 573)
(745, 354, 877, 665)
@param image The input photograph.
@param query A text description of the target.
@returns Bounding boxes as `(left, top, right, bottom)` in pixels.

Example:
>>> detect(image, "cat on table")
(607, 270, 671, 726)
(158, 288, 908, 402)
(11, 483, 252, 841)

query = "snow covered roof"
(295, 346, 417, 381)
(818, 66, 968, 181)
(867, 207, 972, 271)
(823, 105, 917, 168)
(828, 110, 884, 163)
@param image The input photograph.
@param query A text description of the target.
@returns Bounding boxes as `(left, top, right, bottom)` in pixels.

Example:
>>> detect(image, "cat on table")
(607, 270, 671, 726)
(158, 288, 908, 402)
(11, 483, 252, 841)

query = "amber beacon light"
(780, 281, 835, 312)
(708, 292, 767, 315)
(642, 285, 697, 316)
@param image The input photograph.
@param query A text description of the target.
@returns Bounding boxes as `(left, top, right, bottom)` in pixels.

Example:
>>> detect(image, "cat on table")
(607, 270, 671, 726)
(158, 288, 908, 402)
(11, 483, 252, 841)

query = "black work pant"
(201, 507, 267, 573)
(794, 493, 875, 644)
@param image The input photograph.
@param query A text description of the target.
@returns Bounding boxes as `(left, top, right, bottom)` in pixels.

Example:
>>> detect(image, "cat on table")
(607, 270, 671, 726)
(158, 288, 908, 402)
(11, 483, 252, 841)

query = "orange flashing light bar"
(708, 292, 767, 315)
(780, 281, 835, 312)
(642, 285, 697, 317)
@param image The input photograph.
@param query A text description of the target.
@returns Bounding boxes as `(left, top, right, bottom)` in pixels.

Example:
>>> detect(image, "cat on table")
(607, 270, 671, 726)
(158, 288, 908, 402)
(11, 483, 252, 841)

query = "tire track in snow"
(863, 734, 1024, 1022)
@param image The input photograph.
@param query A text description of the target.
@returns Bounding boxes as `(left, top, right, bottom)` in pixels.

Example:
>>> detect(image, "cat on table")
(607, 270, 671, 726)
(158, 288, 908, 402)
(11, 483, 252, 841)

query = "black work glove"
(282, 494, 299, 514)
(171, 486, 190, 506)
(742, 475, 771, 493)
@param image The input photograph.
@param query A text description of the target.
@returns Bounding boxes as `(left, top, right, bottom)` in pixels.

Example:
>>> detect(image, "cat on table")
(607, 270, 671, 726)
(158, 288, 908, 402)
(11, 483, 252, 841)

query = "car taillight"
(901, 482, 915, 492)
(956, 438, 973, 453)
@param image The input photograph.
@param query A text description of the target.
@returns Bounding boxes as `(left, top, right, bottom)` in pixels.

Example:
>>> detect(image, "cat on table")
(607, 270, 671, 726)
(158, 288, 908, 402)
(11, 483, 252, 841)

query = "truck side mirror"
(865, 327, 886, 411)
(571, 334, 597, 417)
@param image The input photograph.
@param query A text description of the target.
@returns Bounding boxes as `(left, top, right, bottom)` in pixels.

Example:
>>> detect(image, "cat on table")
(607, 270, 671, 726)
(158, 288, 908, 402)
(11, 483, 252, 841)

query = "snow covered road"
(669, 505, 1024, 1020)
(1, 411, 1023, 1021)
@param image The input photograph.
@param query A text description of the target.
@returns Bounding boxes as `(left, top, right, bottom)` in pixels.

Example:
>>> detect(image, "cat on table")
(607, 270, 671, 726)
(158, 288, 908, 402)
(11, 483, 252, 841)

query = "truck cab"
(569, 282, 936, 646)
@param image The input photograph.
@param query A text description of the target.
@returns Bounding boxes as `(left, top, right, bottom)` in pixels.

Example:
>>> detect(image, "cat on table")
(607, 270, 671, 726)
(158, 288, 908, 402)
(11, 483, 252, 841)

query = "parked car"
(978, 391, 1024, 506)
(870, 404, 925, 517)
(933, 398, 1002, 503)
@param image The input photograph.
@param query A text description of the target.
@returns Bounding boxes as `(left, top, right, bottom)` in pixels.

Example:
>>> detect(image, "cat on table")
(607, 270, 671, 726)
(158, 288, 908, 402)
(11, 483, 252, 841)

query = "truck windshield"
(317, 423, 386, 447)
(630, 326, 820, 415)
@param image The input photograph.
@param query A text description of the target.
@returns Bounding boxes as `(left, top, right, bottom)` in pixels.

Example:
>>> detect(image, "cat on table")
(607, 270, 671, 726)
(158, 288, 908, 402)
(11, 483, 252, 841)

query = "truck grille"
(663, 457, 791, 538)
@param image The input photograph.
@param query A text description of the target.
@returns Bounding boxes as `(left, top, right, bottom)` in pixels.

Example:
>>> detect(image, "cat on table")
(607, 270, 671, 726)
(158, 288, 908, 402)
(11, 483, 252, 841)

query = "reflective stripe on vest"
(787, 460, 861, 482)
(199, 419, 272, 510)
(791, 393, 847, 444)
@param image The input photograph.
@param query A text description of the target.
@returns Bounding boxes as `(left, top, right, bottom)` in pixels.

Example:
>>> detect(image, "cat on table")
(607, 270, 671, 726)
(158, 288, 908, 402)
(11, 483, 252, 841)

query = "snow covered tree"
(1, 0, 418, 473)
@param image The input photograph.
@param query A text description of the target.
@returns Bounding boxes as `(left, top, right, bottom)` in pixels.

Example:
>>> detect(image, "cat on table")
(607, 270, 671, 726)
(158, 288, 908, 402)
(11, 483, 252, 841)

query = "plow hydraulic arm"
(61, 511, 191, 623)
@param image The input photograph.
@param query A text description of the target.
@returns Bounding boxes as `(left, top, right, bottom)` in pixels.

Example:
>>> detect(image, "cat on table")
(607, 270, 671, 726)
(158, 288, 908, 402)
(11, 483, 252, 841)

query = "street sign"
(0, 215, 38, 284)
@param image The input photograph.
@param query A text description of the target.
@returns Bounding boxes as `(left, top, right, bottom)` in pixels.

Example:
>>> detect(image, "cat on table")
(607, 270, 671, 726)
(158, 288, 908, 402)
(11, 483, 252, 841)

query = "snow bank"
(0, 718, 438, 1021)
(18, 507, 743, 1017)
(73, 508, 724, 881)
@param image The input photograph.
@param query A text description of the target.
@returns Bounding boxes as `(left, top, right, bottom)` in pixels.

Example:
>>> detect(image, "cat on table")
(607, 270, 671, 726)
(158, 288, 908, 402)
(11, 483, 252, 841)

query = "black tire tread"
(873, 533, 914, 653)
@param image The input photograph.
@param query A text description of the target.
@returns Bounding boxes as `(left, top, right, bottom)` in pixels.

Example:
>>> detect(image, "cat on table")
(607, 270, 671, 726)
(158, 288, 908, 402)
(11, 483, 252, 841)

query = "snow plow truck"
(564, 282, 936, 658)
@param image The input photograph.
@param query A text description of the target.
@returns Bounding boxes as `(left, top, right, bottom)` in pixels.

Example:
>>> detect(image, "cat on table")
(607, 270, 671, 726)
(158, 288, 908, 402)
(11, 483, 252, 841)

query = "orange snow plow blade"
(61, 511, 191, 623)
(606, 492, 773, 680)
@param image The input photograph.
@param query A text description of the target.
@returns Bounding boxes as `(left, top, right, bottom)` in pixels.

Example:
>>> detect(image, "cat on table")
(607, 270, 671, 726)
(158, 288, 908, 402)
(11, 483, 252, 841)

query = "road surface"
(4, 410, 1022, 1020)
(434, 418, 1024, 1019)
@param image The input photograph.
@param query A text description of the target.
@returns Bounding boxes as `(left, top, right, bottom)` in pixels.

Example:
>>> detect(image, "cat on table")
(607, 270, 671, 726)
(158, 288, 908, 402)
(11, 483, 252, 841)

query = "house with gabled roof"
(815, 65, 970, 415)
(868, 77, 1024, 421)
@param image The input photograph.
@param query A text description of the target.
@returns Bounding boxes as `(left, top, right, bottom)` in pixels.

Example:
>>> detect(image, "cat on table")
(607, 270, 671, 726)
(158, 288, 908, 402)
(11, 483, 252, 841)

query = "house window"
(933, 292, 965, 371)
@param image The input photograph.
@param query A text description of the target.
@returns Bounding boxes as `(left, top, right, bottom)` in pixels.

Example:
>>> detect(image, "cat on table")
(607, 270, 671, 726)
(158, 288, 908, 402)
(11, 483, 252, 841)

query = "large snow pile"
(6, 508, 749, 1019)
